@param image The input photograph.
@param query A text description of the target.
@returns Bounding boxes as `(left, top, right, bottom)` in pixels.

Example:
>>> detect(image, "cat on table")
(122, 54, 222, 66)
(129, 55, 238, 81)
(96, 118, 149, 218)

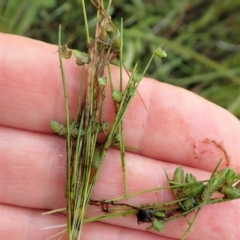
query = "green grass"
(1, 0, 240, 118)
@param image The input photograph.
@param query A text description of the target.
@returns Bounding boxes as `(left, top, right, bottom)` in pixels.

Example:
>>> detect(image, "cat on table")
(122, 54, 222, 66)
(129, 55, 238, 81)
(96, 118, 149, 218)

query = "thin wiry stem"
(58, 25, 72, 240)
(81, 0, 90, 44)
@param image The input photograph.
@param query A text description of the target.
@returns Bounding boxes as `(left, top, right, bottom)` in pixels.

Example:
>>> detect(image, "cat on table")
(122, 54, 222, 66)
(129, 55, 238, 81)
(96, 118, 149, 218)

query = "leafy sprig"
(45, 1, 239, 240)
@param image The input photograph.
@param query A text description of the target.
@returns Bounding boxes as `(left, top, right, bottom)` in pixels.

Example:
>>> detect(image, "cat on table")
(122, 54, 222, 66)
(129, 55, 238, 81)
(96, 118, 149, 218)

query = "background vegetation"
(1, 0, 240, 118)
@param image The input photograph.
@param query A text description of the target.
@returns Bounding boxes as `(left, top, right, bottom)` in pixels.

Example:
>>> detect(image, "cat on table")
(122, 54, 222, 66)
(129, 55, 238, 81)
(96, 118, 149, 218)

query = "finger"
(108, 72, 240, 171)
(0, 204, 67, 240)
(0, 125, 208, 209)
(86, 200, 240, 240)
(0, 204, 171, 240)
(0, 33, 81, 132)
(0, 126, 66, 209)
(0, 33, 239, 171)
(1, 126, 239, 239)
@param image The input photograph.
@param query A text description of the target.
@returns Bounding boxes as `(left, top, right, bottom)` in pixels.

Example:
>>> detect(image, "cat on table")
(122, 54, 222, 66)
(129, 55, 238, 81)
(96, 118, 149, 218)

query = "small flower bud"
(178, 182, 205, 198)
(224, 168, 236, 186)
(151, 218, 164, 232)
(91, 148, 102, 169)
(59, 44, 72, 59)
(185, 173, 197, 183)
(221, 186, 240, 199)
(73, 50, 89, 66)
(173, 167, 184, 184)
(154, 46, 167, 58)
(50, 121, 66, 136)
(102, 121, 109, 132)
(132, 72, 142, 82)
(98, 77, 107, 87)
(112, 90, 122, 103)
(154, 210, 165, 219)
(180, 197, 195, 211)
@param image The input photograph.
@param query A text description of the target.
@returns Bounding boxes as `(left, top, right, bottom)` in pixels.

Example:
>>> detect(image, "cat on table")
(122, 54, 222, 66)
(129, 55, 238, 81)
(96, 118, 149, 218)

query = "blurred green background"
(1, 0, 240, 118)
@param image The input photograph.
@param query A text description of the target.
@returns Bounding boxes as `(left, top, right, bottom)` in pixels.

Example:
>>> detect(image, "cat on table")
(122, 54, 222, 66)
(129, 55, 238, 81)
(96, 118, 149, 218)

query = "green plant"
(42, 1, 240, 239)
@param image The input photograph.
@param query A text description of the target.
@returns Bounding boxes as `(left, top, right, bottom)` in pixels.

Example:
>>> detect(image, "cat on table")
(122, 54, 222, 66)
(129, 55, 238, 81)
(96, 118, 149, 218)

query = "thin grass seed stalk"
(50, 1, 161, 239)
(84, 160, 240, 239)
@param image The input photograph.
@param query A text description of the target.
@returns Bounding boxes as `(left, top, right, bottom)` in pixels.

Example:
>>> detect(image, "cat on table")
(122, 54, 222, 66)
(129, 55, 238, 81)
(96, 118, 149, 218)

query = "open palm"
(0, 33, 239, 240)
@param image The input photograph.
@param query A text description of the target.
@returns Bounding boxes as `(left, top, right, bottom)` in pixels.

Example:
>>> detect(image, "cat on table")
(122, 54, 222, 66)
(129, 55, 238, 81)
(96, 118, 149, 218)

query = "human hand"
(0, 33, 239, 240)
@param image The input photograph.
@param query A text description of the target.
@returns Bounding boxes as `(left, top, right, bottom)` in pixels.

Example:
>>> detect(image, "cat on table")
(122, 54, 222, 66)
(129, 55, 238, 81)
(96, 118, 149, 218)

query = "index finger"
(0, 33, 239, 171)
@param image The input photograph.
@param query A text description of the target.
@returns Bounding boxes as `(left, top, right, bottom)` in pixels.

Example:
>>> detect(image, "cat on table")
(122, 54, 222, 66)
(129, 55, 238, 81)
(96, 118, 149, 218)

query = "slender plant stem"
(181, 209, 201, 240)
(58, 25, 72, 240)
(81, 0, 90, 44)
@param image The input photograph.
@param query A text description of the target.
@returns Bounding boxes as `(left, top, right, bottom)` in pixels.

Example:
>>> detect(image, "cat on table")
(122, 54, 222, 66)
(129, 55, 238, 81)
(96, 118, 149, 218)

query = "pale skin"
(0, 33, 239, 240)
